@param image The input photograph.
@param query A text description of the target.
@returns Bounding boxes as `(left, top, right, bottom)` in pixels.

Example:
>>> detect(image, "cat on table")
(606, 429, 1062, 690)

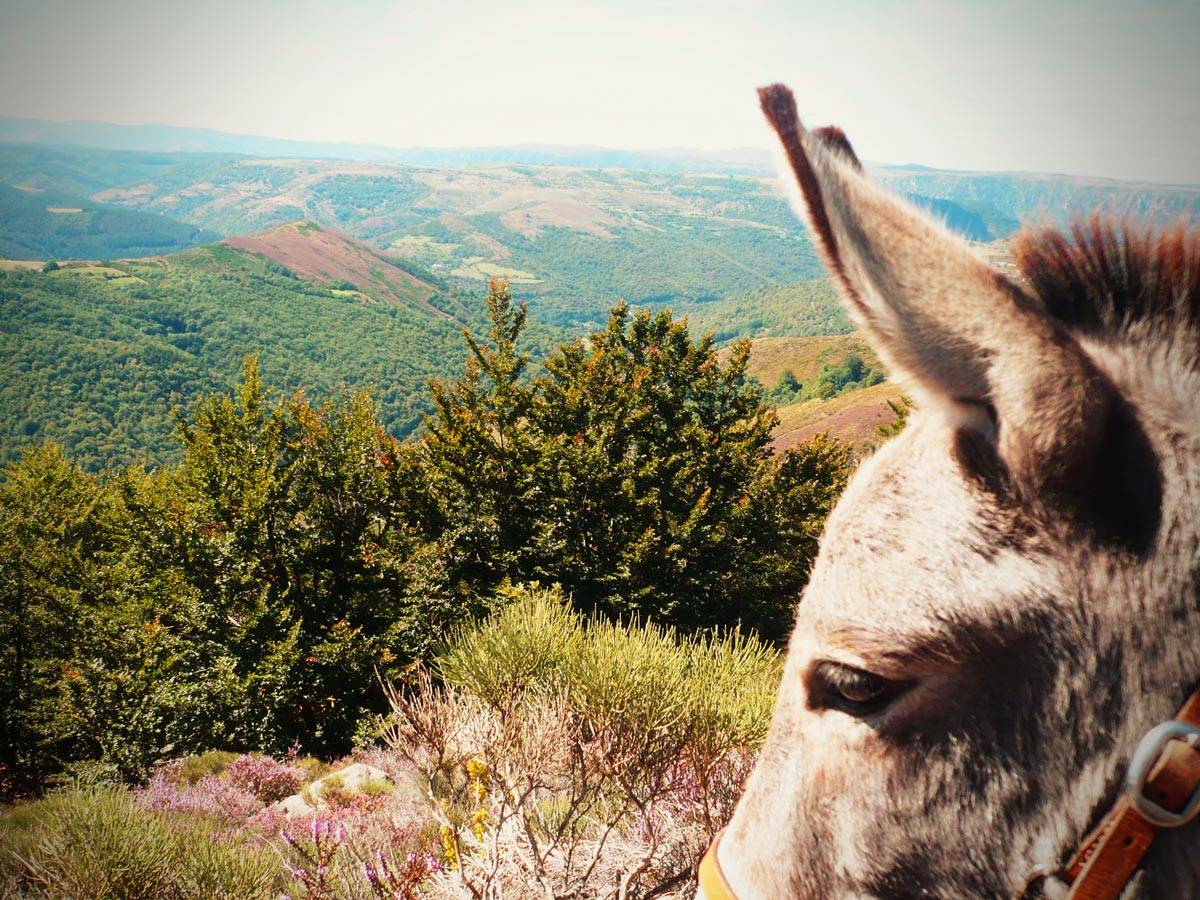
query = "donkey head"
(703, 85, 1200, 899)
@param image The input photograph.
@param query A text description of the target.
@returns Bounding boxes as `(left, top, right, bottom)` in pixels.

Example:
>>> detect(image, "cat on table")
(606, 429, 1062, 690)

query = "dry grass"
(736, 333, 878, 388)
(773, 381, 906, 451)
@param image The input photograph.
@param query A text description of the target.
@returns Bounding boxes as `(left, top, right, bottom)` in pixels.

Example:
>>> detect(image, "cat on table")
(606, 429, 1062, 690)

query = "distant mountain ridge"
(0, 115, 775, 174)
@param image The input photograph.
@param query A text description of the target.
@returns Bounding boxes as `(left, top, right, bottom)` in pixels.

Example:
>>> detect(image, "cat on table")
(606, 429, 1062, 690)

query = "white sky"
(2, 0, 1198, 183)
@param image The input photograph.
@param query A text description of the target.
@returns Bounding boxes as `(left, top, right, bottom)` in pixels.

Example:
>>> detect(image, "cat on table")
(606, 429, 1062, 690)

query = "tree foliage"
(0, 284, 851, 790)
(421, 279, 851, 634)
(1, 362, 465, 788)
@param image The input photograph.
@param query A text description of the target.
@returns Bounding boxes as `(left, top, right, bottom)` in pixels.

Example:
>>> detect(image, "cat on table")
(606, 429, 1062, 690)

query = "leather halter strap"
(1062, 686, 1200, 900)
(697, 688, 1200, 900)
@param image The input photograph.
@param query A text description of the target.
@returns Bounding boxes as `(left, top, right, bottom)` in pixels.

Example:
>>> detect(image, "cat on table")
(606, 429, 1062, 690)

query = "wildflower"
(379, 848, 395, 879)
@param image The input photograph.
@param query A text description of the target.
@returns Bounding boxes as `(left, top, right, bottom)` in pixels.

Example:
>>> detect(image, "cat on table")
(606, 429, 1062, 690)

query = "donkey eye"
(809, 661, 905, 715)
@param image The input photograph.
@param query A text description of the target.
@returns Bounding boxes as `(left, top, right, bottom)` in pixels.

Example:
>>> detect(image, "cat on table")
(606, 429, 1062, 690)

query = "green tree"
(421, 280, 542, 604)
(0, 444, 218, 785)
(876, 395, 913, 439)
(422, 281, 852, 638)
(0, 444, 107, 786)
(137, 355, 454, 756)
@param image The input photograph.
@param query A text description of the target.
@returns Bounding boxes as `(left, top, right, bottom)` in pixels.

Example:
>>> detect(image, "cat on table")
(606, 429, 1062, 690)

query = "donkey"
(697, 85, 1200, 900)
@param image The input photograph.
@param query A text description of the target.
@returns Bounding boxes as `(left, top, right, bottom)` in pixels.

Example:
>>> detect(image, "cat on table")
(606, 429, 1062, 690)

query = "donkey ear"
(758, 84, 1111, 489)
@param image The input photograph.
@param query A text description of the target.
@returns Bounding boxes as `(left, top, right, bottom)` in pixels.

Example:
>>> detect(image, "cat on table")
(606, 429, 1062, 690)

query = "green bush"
(391, 584, 782, 898)
(436, 583, 583, 707)
(0, 784, 281, 900)
(175, 750, 240, 785)
(437, 583, 781, 754)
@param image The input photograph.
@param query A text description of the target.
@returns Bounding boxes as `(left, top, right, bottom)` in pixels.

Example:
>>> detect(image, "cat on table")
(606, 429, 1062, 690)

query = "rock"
(272, 762, 395, 817)
(274, 792, 316, 817)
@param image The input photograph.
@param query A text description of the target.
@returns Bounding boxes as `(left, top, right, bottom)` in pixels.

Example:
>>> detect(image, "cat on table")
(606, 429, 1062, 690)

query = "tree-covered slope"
(674, 278, 851, 342)
(0, 147, 828, 325)
(0, 183, 213, 260)
(0, 232, 527, 472)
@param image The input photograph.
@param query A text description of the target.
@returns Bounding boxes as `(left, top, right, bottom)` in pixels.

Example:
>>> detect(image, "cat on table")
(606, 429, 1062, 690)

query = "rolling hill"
(223, 220, 470, 321)
(5, 136, 1194, 471)
(735, 333, 902, 451)
(2, 143, 1190, 336)
(0, 182, 213, 259)
(0, 223, 541, 472)
(71, 157, 830, 327)
(7, 142, 1194, 332)
(675, 279, 850, 342)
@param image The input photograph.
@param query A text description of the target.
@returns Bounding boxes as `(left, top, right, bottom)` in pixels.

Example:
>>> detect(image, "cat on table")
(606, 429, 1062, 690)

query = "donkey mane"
(1015, 217, 1200, 348)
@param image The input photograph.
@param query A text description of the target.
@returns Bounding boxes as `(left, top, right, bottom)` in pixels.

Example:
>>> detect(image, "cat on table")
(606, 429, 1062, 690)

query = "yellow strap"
(698, 829, 738, 900)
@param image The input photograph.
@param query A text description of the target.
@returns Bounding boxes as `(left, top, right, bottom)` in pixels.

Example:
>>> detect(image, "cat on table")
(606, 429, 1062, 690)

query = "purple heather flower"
(378, 848, 395, 880)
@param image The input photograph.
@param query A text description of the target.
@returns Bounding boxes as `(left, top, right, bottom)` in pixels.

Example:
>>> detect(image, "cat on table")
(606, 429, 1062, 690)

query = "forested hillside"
(7, 143, 1192, 333)
(0, 228, 566, 471)
(674, 278, 850, 341)
(0, 183, 212, 259)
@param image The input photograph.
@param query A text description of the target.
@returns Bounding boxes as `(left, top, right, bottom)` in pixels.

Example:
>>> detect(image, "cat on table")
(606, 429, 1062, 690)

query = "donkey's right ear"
(757, 84, 1112, 494)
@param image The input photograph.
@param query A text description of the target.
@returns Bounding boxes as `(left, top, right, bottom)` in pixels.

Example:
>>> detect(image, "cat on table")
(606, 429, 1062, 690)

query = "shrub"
(435, 583, 582, 707)
(387, 584, 780, 899)
(1, 783, 281, 900)
(176, 750, 240, 785)
(139, 762, 262, 823)
(224, 753, 303, 803)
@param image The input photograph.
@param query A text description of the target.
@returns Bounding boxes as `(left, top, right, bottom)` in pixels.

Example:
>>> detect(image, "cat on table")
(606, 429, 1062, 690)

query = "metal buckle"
(1125, 720, 1200, 827)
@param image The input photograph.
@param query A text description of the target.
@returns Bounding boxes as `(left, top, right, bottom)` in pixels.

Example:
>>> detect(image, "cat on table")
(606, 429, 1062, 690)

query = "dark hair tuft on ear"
(813, 126, 862, 172)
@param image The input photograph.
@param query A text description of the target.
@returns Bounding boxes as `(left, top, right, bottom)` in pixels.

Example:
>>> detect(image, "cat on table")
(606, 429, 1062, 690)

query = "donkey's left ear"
(758, 84, 1112, 492)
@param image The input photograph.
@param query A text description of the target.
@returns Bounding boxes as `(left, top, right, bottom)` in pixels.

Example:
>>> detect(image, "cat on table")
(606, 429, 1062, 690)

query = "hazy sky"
(2, 0, 1198, 183)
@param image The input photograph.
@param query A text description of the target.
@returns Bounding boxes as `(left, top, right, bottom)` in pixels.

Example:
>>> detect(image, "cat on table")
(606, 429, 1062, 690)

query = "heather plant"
(139, 761, 262, 823)
(282, 817, 346, 898)
(225, 753, 304, 803)
(276, 811, 443, 900)
(362, 845, 444, 900)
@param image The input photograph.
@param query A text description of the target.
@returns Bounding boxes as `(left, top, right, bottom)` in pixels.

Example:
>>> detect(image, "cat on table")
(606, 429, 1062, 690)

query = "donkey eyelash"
(807, 661, 909, 716)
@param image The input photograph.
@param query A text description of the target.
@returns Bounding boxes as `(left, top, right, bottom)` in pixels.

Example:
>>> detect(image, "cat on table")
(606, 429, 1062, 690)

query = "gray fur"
(706, 93, 1200, 900)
